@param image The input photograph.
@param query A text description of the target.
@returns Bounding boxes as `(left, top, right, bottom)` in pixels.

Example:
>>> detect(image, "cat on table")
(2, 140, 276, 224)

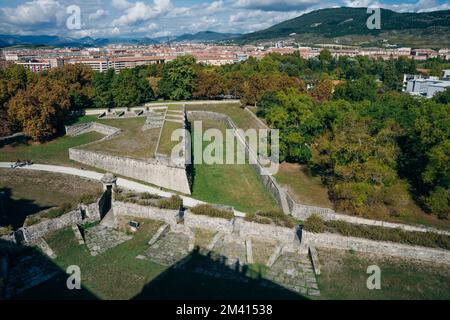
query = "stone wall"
(69, 148, 191, 194)
(24, 209, 83, 243)
(291, 199, 450, 236)
(184, 211, 233, 233)
(236, 218, 296, 243)
(303, 231, 450, 264)
(113, 201, 179, 225)
(65, 122, 121, 137)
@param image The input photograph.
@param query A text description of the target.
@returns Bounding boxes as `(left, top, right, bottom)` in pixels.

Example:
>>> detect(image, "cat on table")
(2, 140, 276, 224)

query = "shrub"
(424, 187, 449, 219)
(79, 191, 102, 204)
(303, 214, 326, 233)
(140, 192, 160, 200)
(79, 221, 100, 232)
(190, 204, 234, 219)
(245, 210, 296, 228)
(0, 225, 13, 236)
(157, 195, 183, 210)
(325, 220, 450, 250)
(42, 208, 65, 219)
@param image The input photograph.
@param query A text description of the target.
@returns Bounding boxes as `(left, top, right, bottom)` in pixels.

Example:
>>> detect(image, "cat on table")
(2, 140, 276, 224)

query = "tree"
(7, 78, 70, 141)
(333, 76, 377, 101)
(310, 79, 333, 102)
(46, 64, 94, 110)
(159, 55, 196, 100)
(193, 68, 225, 99)
(92, 69, 115, 108)
(111, 68, 154, 108)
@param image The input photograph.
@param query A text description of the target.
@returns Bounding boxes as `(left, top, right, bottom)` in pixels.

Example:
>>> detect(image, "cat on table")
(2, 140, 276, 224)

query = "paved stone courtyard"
(84, 225, 133, 256)
(141, 231, 191, 266)
(264, 252, 320, 296)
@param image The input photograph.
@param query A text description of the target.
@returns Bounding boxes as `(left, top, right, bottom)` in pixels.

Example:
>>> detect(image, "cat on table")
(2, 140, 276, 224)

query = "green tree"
(159, 55, 196, 100)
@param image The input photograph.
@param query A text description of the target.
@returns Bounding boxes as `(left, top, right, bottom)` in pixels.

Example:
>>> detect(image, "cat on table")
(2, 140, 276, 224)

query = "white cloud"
(89, 9, 108, 20)
(112, 0, 172, 26)
(234, 0, 319, 11)
(1, 0, 64, 26)
(206, 0, 225, 13)
(112, 0, 132, 10)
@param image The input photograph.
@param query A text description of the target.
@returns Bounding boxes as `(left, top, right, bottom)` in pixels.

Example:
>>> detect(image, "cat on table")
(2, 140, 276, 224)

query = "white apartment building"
(403, 70, 450, 98)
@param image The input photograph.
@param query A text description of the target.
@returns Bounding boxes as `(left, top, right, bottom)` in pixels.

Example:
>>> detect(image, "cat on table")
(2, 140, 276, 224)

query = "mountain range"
(1, 7, 450, 48)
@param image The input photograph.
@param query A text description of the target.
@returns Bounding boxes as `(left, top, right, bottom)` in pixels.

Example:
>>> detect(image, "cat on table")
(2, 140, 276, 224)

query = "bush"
(140, 192, 160, 200)
(245, 210, 296, 228)
(424, 187, 449, 219)
(41, 208, 65, 219)
(190, 204, 234, 219)
(157, 195, 183, 210)
(0, 225, 13, 236)
(325, 220, 450, 250)
(79, 191, 102, 205)
(303, 214, 327, 233)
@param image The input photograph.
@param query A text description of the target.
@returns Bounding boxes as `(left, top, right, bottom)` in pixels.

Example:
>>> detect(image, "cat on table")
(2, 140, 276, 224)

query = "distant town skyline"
(0, 0, 449, 38)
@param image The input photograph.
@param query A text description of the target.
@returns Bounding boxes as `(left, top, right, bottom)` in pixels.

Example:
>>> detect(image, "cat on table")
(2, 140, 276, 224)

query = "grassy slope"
(275, 162, 332, 208)
(317, 248, 450, 300)
(191, 119, 277, 213)
(0, 132, 104, 166)
(82, 117, 160, 159)
(156, 121, 183, 156)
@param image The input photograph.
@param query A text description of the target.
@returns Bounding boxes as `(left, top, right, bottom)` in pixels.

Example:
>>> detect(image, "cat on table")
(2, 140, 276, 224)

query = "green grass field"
(186, 103, 264, 130)
(317, 248, 450, 300)
(275, 162, 333, 208)
(82, 117, 160, 159)
(156, 121, 183, 156)
(190, 119, 277, 213)
(0, 132, 104, 166)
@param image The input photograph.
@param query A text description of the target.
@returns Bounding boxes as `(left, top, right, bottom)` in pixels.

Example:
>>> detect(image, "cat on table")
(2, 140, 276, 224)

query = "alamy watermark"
(66, 5, 81, 30)
(366, 265, 381, 290)
(66, 265, 81, 290)
(366, 7, 381, 30)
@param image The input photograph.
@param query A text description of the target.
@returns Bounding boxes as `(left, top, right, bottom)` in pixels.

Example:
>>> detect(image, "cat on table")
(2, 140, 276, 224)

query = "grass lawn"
(41, 218, 167, 299)
(275, 162, 333, 208)
(190, 119, 277, 214)
(0, 169, 102, 229)
(0, 132, 104, 166)
(156, 121, 183, 156)
(186, 103, 265, 131)
(316, 248, 450, 300)
(82, 117, 160, 159)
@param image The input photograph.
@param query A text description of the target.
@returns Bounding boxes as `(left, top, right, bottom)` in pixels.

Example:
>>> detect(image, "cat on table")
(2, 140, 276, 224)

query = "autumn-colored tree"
(193, 68, 225, 99)
(46, 64, 94, 109)
(7, 78, 70, 141)
(310, 79, 333, 102)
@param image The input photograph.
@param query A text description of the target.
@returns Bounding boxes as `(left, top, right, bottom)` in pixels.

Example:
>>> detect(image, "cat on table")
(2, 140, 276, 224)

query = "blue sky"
(0, 0, 448, 38)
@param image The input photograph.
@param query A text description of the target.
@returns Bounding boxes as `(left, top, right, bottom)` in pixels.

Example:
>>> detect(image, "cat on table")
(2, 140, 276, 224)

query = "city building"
(403, 71, 450, 98)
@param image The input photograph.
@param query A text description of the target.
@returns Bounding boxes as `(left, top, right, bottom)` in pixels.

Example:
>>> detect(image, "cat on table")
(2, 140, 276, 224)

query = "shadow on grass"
(0, 239, 97, 300)
(2, 236, 307, 300)
(0, 187, 51, 230)
(133, 247, 307, 300)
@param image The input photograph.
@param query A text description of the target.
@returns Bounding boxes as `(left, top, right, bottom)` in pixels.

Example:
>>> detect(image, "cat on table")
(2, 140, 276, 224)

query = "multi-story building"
(403, 71, 450, 98)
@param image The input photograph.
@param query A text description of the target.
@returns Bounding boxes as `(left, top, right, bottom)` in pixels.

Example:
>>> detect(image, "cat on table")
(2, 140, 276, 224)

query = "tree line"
(0, 51, 448, 219)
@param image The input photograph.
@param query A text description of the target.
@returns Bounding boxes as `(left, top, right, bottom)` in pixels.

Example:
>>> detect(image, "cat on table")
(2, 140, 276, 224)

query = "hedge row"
(245, 210, 296, 228)
(190, 204, 234, 219)
(303, 214, 450, 250)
